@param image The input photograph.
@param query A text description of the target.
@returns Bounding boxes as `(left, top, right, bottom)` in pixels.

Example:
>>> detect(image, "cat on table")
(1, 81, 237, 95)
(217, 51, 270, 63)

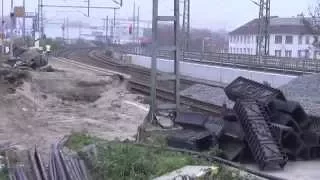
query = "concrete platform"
(129, 54, 297, 87)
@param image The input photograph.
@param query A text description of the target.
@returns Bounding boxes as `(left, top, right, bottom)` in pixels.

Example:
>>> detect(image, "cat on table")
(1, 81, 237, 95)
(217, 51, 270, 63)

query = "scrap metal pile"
(168, 76, 320, 170)
(7, 142, 90, 180)
(10, 46, 48, 69)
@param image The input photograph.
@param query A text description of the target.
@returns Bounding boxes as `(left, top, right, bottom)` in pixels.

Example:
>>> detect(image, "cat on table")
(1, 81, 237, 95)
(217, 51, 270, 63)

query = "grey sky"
(2, 0, 317, 31)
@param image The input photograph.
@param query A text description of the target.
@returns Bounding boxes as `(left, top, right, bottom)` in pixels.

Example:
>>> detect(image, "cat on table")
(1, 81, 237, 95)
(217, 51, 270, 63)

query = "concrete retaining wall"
(129, 54, 297, 87)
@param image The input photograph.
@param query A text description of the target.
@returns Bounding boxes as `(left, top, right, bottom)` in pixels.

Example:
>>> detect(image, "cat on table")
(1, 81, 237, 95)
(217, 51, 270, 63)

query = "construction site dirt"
(2, 54, 320, 180)
(0, 58, 148, 160)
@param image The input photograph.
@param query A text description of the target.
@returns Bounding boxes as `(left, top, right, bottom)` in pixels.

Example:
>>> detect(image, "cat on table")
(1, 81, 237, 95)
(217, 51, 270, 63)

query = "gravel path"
(180, 84, 234, 109)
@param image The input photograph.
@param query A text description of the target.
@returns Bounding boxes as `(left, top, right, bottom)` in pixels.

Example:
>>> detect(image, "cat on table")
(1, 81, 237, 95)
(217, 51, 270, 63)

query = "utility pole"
(66, 17, 69, 42)
(113, 8, 116, 43)
(10, 0, 14, 58)
(105, 16, 109, 43)
(62, 18, 65, 42)
(137, 6, 140, 44)
(38, 0, 44, 47)
(148, 0, 181, 125)
(264, 0, 270, 55)
(1, 0, 4, 54)
(23, 0, 26, 43)
(182, 0, 190, 51)
(87, 0, 90, 16)
(132, 0, 136, 43)
(256, 0, 270, 56)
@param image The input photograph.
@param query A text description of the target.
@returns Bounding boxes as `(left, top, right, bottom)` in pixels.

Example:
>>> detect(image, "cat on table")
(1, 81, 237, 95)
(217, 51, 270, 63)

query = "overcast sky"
(2, 0, 317, 31)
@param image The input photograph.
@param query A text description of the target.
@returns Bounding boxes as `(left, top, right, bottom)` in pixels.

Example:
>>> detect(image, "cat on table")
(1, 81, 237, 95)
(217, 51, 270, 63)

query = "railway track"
(56, 48, 227, 115)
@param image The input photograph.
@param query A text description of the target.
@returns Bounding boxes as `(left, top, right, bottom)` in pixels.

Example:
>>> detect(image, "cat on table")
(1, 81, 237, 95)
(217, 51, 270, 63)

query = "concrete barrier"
(129, 54, 297, 87)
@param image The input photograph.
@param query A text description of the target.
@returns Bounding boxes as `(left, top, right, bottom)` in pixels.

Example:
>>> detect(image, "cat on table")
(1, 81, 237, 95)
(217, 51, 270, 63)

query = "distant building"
(229, 17, 320, 59)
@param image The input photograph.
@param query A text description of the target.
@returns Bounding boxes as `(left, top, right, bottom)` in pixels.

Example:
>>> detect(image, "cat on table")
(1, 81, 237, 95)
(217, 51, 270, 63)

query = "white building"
(229, 17, 320, 59)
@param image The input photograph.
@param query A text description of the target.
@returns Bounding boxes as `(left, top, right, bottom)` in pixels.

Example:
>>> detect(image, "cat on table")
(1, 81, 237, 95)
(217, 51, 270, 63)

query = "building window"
(240, 36, 243, 43)
(306, 36, 310, 44)
(298, 36, 303, 44)
(285, 36, 293, 44)
(285, 50, 292, 57)
(298, 50, 303, 58)
(240, 48, 242, 53)
(275, 35, 282, 44)
(247, 48, 250, 54)
(275, 50, 282, 57)
(314, 51, 320, 59)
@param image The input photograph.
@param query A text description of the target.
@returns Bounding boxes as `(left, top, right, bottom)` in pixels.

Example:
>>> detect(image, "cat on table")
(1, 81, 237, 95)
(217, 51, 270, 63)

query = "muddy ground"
(0, 59, 148, 158)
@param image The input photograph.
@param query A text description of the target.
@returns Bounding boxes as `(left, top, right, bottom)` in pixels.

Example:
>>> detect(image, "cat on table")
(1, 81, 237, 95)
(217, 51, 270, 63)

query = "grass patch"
(66, 133, 95, 151)
(91, 143, 207, 180)
(66, 133, 247, 180)
(0, 168, 8, 180)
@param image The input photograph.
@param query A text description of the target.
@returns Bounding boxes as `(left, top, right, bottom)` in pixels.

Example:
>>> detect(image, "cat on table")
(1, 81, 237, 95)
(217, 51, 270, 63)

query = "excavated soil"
(0, 59, 148, 158)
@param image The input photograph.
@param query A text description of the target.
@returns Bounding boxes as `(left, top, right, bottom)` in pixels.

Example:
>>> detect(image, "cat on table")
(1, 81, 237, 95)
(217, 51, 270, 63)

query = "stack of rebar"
(7, 142, 90, 180)
(48, 143, 90, 180)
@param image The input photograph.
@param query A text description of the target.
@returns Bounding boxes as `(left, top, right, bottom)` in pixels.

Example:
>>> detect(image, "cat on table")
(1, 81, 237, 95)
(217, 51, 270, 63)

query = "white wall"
(129, 54, 297, 88)
(229, 33, 320, 58)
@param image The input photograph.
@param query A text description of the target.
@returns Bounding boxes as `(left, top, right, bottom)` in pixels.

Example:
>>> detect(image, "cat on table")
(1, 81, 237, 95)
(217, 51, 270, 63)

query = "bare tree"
(303, 0, 320, 48)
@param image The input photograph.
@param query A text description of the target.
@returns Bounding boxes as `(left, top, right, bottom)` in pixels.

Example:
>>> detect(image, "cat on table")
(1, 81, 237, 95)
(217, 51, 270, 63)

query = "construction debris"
(167, 130, 214, 151)
(167, 76, 320, 171)
(9, 47, 48, 69)
(234, 99, 287, 170)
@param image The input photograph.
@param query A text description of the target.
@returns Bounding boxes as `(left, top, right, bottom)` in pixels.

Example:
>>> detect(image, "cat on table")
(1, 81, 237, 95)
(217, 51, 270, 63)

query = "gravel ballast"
(280, 74, 320, 117)
(180, 84, 234, 109)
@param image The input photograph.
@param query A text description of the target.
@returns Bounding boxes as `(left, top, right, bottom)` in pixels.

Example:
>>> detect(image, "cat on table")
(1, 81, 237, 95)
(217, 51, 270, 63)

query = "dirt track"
(0, 58, 148, 158)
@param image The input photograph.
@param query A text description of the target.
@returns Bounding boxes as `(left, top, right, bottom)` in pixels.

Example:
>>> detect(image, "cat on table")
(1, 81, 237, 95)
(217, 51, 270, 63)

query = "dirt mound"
(31, 71, 112, 103)
(0, 59, 147, 161)
(0, 67, 30, 95)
